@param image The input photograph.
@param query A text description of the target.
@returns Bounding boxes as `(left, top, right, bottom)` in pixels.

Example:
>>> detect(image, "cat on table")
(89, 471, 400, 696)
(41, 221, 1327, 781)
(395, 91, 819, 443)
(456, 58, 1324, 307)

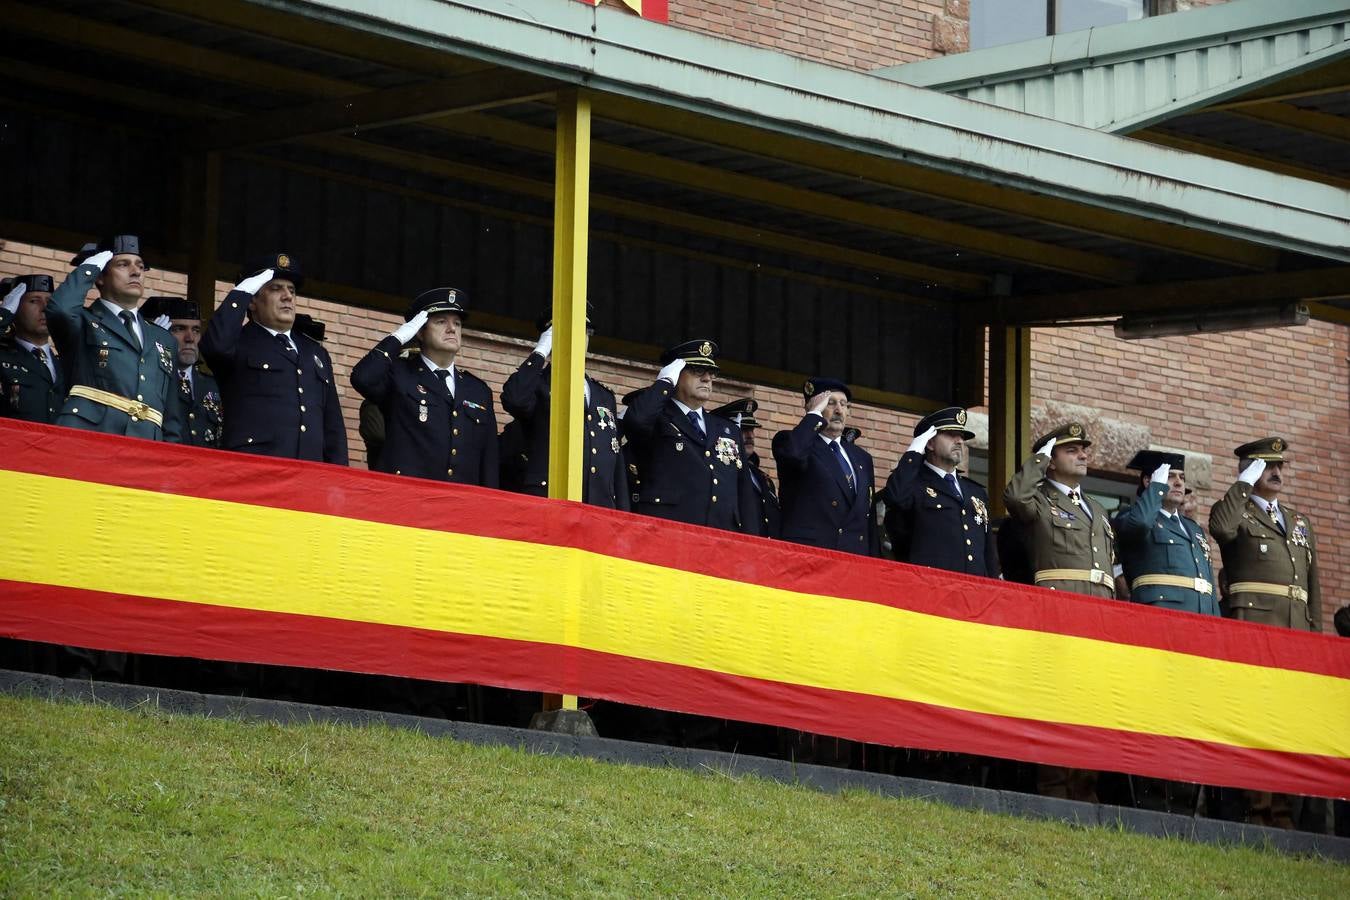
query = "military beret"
(1234, 436, 1287, 462)
(140, 296, 199, 321)
(915, 406, 975, 441)
(660, 339, 719, 370)
(294, 313, 326, 342)
(1126, 449, 1185, 473)
(842, 426, 862, 445)
(711, 398, 760, 429)
(72, 235, 151, 269)
(802, 376, 851, 403)
(408, 287, 469, 322)
(535, 302, 593, 333)
(6, 274, 56, 295)
(1034, 421, 1091, 449)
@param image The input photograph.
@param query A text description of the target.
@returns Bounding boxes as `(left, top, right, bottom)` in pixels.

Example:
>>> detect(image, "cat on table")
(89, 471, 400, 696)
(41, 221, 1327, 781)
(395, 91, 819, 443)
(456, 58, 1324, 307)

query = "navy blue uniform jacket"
(200, 289, 347, 464)
(351, 336, 498, 487)
(772, 414, 877, 556)
(500, 352, 627, 509)
(880, 451, 999, 577)
(622, 380, 759, 535)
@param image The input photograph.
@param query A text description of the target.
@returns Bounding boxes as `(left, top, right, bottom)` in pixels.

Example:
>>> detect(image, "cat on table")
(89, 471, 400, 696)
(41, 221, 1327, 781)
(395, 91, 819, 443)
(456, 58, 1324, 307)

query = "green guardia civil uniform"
(45, 237, 184, 442)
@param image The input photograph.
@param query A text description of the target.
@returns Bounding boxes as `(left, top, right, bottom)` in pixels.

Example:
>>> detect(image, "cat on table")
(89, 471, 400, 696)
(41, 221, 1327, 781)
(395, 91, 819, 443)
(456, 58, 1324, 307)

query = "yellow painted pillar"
(546, 89, 592, 713)
(988, 325, 1032, 518)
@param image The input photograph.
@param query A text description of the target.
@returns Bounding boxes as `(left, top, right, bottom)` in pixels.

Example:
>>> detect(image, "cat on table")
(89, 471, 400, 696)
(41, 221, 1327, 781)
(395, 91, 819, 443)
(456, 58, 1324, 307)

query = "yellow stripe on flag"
(5, 470, 1348, 758)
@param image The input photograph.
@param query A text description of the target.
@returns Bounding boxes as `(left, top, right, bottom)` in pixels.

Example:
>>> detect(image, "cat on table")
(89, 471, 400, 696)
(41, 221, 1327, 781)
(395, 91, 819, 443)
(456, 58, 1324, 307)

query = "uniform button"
(262, 363, 269, 369)
(966, 555, 973, 562)
(935, 504, 942, 509)
(247, 437, 254, 443)
(300, 405, 306, 412)
(705, 451, 711, 457)
(713, 478, 719, 485)
(963, 524, 969, 531)
(711, 496, 718, 503)
(966, 539, 972, 546)
(1168, 540, 1174, 545)
(1093, 546, 1099, 552)
(837, 528, 843, 534)
(451, 449, 457, 456)
(654, 498, 661, 503)
(139, 374, 145, 381)
(708, 464, 714, 471)
(71, 407, 79, 413)
(188, 413, 195, 419)
(296, 369, 302, 375)
(447, 468, 454, 476)
(591, 448, 597, 455)
(300, 425, 307, 432)
(136, 394, 143, 401)
(589, 430, 595, 437)
(540, 481, 547, 487)
(831, 500, 838, 507)
(298, 387, 304, 394)
(231, 302, 238, 308)
(587, 415, 592, 421)
(452, 411, 458, 417)
(590, 466, 597, 474)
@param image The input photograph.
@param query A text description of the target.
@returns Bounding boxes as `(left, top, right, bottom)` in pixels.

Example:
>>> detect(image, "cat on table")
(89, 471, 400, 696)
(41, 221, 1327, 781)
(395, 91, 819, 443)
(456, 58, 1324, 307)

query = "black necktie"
(119, 311, 141, 351)
(275, 333, 296, 357)
(945, 472, 962, 499)
(829, 441, 855, 494)
(438, 369, 454, 398)
(686, 410, 705, 442)
(31, 346, 49, 375)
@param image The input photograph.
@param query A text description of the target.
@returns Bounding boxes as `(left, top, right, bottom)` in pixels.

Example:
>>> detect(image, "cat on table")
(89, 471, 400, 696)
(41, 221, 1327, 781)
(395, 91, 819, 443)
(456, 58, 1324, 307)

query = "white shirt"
(1250, 494, 1285, 531)
(423, 358, 456, 398)
(98, 299, 143, 347)
(673, 399, 704, 431)
(16, 338, 55, 379)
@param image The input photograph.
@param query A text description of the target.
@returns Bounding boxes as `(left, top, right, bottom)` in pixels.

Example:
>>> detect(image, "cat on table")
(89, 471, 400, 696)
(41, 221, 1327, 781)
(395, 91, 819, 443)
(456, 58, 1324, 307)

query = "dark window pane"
(1056, 0, 1146, 34)
(970, 0, 1049, 50)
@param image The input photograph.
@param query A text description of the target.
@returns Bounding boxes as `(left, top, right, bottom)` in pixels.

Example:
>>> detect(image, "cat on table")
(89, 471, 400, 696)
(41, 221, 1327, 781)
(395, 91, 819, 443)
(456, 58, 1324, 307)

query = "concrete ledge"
(2, 669, 1345, 862)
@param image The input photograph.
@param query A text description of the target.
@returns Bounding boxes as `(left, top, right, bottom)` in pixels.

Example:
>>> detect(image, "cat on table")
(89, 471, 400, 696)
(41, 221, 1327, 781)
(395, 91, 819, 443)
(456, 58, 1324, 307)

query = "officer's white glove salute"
(1238, 457, 1266, 486)
(908, 424, 938, 455)
(1035, 436, 1056, 459)
(657, 356, 685, 385)
(235, 267, 276, 296)
(533, 326, 553, 360)
(152, 314, 172, 330)
(81, 250, 114, 273)
(1, 282, 24, 315)
(807, 390, 832, 419)
(391, 309, 429, 345)
(1150, 460, 1172, 485)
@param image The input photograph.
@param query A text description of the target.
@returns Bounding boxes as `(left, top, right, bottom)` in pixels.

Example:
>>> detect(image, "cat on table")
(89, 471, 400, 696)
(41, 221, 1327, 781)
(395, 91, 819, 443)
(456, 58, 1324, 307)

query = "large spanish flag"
(1, 420, 1346, 798)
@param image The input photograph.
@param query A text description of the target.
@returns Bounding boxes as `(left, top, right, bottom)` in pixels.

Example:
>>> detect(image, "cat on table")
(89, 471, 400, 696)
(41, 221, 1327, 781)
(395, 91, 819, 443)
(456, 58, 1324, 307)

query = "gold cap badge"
(956, 409, 968, 425)
(699, 341, 712, 357)
(276, 253, 290, 269)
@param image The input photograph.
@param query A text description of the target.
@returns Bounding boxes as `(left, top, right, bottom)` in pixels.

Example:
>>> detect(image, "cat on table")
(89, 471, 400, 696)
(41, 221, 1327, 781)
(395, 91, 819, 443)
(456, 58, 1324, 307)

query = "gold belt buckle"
(128, 400, 150, 422)
(1290, 586, 1308, 602)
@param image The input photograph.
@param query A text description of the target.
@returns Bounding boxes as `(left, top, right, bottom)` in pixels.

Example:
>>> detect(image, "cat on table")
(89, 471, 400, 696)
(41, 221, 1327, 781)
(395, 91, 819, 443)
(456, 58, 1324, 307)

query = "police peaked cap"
(1126, 449, 1185, 473)
(140, 296, 200, 321)
(71, 235, 150, 269)
(660, 339, 719, 370)
(243, 252, 304, 290)
(915, 406, 975, 441)
(802, 376, 851, 403)
(711, 398, 760, 429)
(408, 286, 469, 322)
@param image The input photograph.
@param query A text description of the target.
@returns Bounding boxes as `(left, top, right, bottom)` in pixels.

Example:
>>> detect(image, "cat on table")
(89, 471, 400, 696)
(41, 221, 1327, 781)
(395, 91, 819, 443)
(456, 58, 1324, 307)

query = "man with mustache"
(772, 377, 877, 556)
(880, 407, 998, 577)
(623, 340, 758, 534)
(45, 236, 183, 441)
(141, 296, 221, 449)
(0, 275, 66, 424)
(200, 253, 347, 464)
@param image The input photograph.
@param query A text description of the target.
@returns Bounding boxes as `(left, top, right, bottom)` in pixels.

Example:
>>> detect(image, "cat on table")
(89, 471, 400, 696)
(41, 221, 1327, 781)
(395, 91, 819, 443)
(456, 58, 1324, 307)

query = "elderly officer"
(712, 398, 780, 539)
(45, 236, 183, 441)
(1114, 450, 1217, 615)
(623, 340, 758, 534)
(772, 377, 876, 556)
(350, 288, 497, 486)
(0, 276, 66, 424)
(200, 255, 347, 464)
(141, 297, 222, 449)
(880, 407, 998, 577)
(1209, 437, 1320, 633)
(500, 307, 626, 508)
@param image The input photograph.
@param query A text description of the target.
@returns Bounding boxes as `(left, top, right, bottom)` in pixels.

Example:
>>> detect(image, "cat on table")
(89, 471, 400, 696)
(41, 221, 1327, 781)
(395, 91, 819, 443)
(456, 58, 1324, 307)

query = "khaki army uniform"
(1004, 453, 1116, 600)
(1209, 481, 1320, 633)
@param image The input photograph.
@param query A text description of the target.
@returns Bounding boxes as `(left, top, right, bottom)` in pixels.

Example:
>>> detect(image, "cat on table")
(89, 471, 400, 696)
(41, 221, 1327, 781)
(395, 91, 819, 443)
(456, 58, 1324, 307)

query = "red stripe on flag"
(2, 581, 1345, 798)
(2, 421, 1346, 680)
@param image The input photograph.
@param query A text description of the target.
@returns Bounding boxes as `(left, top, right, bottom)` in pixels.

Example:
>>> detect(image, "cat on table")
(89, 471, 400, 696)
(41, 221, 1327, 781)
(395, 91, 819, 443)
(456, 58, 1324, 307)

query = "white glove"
(152, 313, 172, 330)
(235, 267, 275, 296)
(807, 391, 831, 418)
(392, 309, 429, 345)
(657, 357, 685, 385)
(82, 250, 114, 272)
(907, 425, 938, 455)
(1238, 457, 1266, 486)
(2, 282, 24, 315)
(1035, 436, 1056, 459)
(1150, 460, 1171, 485)
(533, 326, 553, 360)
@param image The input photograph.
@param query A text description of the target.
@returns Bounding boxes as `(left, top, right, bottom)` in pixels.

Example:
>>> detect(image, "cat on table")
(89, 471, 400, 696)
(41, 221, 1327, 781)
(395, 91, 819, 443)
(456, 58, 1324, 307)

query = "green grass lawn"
(1, 695, 1345, 897)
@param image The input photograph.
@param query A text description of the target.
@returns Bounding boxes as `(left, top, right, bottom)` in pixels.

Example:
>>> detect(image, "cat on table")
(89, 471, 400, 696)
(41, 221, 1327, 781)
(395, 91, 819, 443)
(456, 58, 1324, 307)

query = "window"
(970, 0, 1150, 51)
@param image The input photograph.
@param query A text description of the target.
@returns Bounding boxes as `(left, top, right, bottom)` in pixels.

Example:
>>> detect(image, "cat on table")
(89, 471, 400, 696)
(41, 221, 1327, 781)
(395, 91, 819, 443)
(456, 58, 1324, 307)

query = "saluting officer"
(350, 288, 498, 486)
(623, 340, 758, 534)
(1209, 438, 1320, 632)
(500, 307, 626, 508)
(0, 276, 66, 424)
(46, 237, 184, 441)
(772, 377, 877, 556)
(880, 407, 998, 577)
(1113, 450, 1217, 615)
(712, 398, 780, 539)
(141, 297, 222, 449)
(1004, 422, 1116, 599)
(200, 255, 347, 464)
